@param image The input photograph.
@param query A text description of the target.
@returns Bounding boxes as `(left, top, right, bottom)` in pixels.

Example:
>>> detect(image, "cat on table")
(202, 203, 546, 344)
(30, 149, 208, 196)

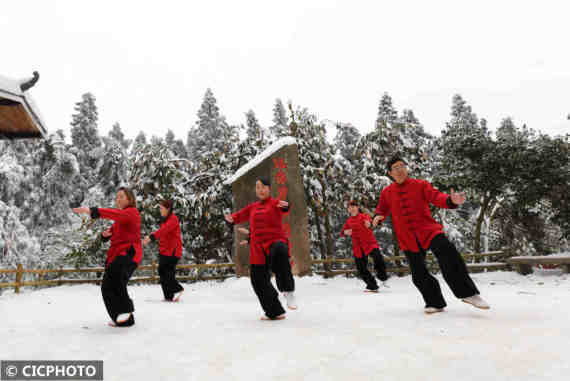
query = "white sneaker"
(424, 307, 444, 314)
(116, 313, 131, 324)
(462, 295, 490, 310)
(283, 292, 298, 310)
(173, 290, 184, 302)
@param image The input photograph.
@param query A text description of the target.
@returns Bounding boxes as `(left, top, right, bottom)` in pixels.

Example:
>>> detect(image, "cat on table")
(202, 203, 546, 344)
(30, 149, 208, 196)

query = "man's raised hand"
(372, 215, 384, 227)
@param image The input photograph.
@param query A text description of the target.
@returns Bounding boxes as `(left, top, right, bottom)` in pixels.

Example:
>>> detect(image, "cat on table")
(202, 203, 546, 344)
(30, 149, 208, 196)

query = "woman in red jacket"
(143, 200, 184, 302)
(72, 187, 142, 327)
(373, 156, 489, 313)
(341, 200, 389, 292)
(224, 178, 296, 320)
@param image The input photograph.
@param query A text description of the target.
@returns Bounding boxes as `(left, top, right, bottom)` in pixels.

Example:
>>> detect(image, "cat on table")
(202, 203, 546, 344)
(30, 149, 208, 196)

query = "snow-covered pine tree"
(133, 131, 147, 152)
(0, 200, 42, 293)
(233, 110, 269, 172)
(176, 89, 242, 263)
(98, 134, 129, 198)
(164, 129, 188, 159)
(186, 89, 239, 161)
(244, 109, 267, 150)
(375, 92, 398, 128)
(288, 103, 343, 262)
(108, 122, 132, 151)
(333, 122, 361, 164)
(269, 98, 290, 140)
(70, 93, 103, 182)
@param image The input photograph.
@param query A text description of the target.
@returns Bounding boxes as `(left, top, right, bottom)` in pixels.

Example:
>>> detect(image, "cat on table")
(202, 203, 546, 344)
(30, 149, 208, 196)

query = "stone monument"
(224, 137, 312, 276)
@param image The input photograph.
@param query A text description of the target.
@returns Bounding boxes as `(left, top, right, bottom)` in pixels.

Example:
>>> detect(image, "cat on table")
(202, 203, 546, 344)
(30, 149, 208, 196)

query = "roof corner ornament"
(20, 71, 40, 92)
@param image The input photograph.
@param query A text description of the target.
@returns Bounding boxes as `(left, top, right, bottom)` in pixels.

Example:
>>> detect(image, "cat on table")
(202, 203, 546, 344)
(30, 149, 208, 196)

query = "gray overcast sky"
(2, 0, 569, 142)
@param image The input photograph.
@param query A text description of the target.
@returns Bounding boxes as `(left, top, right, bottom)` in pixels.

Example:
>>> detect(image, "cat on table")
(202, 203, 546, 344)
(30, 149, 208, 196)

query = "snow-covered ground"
(1, 270, 569, 381)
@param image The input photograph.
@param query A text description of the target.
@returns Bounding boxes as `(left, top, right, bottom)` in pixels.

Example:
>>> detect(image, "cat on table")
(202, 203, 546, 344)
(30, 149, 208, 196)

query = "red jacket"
(151, 214, 183, 258)
(375, 178, 457, 252)
(95, 207, 143, 266)
(340, 213, 379, 258)
(231, 197, 289, 265)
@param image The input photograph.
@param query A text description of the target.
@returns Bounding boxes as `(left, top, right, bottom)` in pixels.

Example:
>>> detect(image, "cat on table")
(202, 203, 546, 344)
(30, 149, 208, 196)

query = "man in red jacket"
(341, 200, 389, 292)
(224, 178, 296, 320)
(373, 156, 490, 313)
(143, 199, 184, 302)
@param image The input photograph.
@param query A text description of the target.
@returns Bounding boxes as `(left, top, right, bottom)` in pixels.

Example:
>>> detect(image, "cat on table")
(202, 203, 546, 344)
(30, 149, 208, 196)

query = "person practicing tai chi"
(340, 200, 389, 292)
(72, 187, 142, 327)
(373, 156, 490, 314)
(224, 178, 297, 320)
(143, 200, 184, 302)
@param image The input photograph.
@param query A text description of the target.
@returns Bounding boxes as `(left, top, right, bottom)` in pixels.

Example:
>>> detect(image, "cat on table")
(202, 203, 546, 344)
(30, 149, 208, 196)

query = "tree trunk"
(319, 177, 335, 262)
(474, 195, 492, 260)
(312, 203, 329, 274)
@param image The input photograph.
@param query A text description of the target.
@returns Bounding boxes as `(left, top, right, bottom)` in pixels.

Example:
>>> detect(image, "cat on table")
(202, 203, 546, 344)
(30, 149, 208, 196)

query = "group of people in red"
(72, 154, 489, 327)
(342, 155, 489, 313)
(73, 193, 184, 327)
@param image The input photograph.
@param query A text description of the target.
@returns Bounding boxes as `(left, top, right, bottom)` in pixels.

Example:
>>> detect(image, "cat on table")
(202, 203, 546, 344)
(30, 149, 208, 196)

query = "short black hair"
(387, 155, 407, 172)
(257, 178, 271, 187)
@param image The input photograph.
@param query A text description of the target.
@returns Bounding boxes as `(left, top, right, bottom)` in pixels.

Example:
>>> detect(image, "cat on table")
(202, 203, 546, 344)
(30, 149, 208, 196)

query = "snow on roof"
(0, 74, 23, 96)
(0, 73, 48, 139)
(224, 137, 297, 185)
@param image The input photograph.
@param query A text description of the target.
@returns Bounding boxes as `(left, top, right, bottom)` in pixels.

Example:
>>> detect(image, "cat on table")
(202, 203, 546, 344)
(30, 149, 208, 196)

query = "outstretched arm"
(423, 181, 464, 209)
(225, 204, 254, 225)
(74, 206, 135, 224)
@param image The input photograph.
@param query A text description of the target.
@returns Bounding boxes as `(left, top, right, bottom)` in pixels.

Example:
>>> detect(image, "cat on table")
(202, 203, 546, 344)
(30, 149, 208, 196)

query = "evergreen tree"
(0, 200, 42, 291)
(333, 122, 361, 163)
(375, 92, 398, 129)
(70, 93, 102, 179)
(438, 95, 500, 253)
(165, 129, 176, 146)
(244, 109, 267, 151)
(108, 122, 131, 150)
(186, 88, 239, 160)
(182, 90, 240, 263)
(133, 131, 147, 150)
(165, 129, 188, 159)
(269, 98, 290, 139)
(288, 103, 343, 261)
(98, 135, 129, 197)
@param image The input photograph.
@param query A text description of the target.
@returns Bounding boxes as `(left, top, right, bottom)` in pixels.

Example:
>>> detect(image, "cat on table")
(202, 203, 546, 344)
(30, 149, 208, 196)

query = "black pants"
(158, 254, 184, 300)
(250, 241, 295, 318)
(405, 234, 479, 309)
(101, 252, 137, 326)
(354, 248, 389, 290)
